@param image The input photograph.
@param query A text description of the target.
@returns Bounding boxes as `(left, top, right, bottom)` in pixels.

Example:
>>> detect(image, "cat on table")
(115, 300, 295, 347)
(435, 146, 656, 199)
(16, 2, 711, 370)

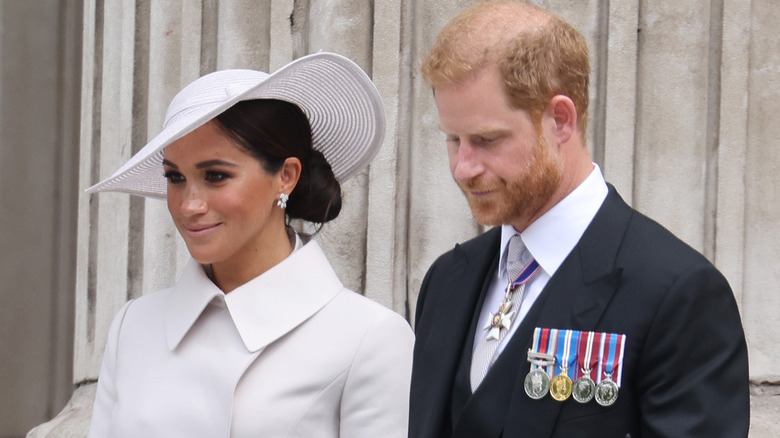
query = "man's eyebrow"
(438, 126, 507, 136)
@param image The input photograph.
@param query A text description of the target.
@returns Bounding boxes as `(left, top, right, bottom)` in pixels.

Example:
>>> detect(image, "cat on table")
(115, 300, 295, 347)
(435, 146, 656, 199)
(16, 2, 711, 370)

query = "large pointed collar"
(165, 239, 342, 352)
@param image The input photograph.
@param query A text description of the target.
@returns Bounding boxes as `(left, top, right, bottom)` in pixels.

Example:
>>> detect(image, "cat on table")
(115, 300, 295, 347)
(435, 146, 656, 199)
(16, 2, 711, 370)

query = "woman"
(87, 53, 414, 437)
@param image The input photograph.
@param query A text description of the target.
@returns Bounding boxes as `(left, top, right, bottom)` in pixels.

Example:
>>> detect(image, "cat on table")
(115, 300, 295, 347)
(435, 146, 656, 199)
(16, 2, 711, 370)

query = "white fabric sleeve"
(339, 309, 415, 438)
(87, 300, 133, 438)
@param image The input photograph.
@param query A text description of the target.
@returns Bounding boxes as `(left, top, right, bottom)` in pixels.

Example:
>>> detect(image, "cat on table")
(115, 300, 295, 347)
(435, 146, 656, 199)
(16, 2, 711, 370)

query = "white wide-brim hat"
(87, 52, 386, 198)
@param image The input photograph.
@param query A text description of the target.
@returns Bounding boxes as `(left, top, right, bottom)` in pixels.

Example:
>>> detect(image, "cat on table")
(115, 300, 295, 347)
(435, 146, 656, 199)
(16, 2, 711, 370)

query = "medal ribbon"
(597, 332, 607, 383)
(528, 327, 543, 371)
(555, 330, 579, 378)
(528, 327, 556, 372)
(510, 260, 540, 290)
(544, 328, 558, 376)
(615, 334, 626, 386)
(599, 333, 623, 384)
(529, 327, 543, 371)
(576, 331, 601, 380)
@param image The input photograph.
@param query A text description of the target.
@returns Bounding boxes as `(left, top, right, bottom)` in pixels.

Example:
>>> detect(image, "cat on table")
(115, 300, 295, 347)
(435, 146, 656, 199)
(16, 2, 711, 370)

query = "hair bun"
(287, 149, 342, 223)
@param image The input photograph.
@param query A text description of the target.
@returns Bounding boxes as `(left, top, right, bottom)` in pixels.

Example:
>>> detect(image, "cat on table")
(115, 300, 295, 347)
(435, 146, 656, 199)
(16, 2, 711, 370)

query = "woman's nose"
(180, 188, 208, 215)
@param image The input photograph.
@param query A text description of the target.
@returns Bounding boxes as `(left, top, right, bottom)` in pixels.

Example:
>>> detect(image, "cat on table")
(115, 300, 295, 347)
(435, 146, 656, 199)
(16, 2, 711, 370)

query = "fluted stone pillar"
(0, 1, 81, 437)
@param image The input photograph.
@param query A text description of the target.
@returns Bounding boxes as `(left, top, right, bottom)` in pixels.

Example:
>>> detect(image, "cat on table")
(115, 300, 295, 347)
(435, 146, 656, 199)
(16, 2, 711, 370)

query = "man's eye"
(163, 171, 184, 183)
(446, 136, 460, 145)
(475, 136, 497, 145)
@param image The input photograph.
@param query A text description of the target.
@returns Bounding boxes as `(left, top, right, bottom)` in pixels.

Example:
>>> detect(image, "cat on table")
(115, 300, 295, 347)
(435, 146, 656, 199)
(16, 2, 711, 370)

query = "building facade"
(0, 1, 776, 436)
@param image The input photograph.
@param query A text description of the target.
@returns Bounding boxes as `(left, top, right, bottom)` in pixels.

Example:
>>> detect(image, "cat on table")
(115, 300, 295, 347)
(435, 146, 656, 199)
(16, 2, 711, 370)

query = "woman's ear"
(279, 157, 302, 194)
(546, 95, 577, 144)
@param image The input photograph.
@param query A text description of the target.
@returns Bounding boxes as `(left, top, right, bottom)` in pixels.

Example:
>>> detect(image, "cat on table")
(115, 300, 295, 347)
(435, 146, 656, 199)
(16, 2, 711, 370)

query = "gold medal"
(549, 374, 572, 401)
(549, 329, 576, 402)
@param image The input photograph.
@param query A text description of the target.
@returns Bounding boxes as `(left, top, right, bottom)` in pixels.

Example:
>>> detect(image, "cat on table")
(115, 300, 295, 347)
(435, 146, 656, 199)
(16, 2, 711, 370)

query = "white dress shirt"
(472, 165, 609, 373)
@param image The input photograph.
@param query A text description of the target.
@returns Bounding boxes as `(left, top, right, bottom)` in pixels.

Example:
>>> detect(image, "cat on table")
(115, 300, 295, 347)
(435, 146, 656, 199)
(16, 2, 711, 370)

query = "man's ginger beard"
(458, 134, 563, 228)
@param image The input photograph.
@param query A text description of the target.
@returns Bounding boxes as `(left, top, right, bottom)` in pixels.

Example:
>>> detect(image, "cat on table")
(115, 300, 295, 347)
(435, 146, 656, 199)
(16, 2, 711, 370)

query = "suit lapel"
(412, 229, 501, 438)
(451, 285, 551, 438)
(450, 254, 500, 423)
(453, 187, 632, 437)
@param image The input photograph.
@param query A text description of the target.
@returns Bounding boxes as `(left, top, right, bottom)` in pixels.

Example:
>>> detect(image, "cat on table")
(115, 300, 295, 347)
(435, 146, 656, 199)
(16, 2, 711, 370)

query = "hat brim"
(86, 52, 386, 198)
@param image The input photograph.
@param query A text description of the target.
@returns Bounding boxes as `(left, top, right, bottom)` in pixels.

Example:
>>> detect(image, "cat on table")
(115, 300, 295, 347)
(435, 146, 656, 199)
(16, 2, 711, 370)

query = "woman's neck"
(207, 227, 295, 293)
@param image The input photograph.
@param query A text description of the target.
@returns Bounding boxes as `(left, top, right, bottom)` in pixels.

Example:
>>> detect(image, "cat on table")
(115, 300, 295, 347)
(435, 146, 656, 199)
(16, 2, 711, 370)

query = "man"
(408, 1, 750, 437)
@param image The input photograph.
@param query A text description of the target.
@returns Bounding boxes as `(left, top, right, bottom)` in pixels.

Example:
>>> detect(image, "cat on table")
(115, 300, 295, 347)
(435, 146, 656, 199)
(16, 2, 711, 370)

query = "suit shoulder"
(428, 227, 500, 269)
(623, 208, 714, 271)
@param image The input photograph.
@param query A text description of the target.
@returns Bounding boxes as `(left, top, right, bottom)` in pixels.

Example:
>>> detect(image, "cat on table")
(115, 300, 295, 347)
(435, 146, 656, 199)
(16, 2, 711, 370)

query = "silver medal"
(572, 376, 596, 403)
(594, 378, 619, 406)
(524, 368, 551, 399)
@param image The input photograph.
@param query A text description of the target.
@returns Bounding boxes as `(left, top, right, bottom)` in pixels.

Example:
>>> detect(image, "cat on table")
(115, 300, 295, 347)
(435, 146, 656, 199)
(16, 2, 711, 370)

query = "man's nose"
(451, 142, 484, 182)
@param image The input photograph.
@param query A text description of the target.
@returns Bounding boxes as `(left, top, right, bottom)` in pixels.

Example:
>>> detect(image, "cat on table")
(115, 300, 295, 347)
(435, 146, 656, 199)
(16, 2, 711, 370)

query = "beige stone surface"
(750, 384, 780, 438)
(26, 385, 95, 438)
(0, 1, 81, 435)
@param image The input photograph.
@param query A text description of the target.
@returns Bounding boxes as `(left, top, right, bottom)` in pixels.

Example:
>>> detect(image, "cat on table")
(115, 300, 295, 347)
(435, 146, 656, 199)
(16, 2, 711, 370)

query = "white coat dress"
(88, 238, 414, 437)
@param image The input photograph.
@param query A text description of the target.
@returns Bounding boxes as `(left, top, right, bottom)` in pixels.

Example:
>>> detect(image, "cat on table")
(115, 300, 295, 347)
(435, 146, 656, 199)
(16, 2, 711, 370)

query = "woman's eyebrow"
(195, 159, 237, 169)
(161, 159, 237, 169)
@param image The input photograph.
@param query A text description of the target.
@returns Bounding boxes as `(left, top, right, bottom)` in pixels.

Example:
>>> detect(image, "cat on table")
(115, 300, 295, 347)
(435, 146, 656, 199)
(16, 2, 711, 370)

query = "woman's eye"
(205, 171, 229, 183)
(163, 171, 185, 184)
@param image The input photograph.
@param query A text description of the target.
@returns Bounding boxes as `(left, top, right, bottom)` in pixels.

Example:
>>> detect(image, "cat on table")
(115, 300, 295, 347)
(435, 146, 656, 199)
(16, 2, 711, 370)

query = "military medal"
(483, 280, 519, 342)
(550, 329, 578, 401)
(549, 375, 572, 401)
(595, 378, 619, 406)
(484, 259, 540, 341)
(525, 367, 552, 400)
(572, 330, 600, 403)
(595, 332, 626, 407)
(524, 328, 557, 399)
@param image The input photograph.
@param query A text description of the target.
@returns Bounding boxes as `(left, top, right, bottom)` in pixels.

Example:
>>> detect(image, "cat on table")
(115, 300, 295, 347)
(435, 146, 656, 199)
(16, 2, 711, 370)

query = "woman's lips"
(183, 223, 221, 238)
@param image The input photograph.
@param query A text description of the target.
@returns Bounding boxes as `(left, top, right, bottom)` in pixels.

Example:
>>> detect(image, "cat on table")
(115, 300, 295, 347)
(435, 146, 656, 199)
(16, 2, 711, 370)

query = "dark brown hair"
(213, 99, 342, 223)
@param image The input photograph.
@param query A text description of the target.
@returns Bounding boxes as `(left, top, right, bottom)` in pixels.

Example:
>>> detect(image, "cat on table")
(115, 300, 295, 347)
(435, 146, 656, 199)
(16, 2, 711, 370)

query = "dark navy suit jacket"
(409, 186, 749, 438)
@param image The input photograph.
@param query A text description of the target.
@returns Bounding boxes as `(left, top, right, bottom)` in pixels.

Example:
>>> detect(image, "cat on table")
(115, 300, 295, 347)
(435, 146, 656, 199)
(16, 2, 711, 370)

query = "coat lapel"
(411, 229, 501, 438)
(226, 240, 342, 352)
(165, 239, 343, 354)
(453, 186, 632, 437)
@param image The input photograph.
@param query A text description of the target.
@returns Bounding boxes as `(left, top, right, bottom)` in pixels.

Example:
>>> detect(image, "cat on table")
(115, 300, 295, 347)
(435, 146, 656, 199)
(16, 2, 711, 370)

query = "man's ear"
(546, 95, 577, 144)
(278, 157, 302, 194)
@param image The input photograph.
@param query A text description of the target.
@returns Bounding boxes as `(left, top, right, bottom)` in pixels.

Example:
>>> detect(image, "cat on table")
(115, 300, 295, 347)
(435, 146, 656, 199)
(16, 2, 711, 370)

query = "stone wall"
(0, 1, 81, 436)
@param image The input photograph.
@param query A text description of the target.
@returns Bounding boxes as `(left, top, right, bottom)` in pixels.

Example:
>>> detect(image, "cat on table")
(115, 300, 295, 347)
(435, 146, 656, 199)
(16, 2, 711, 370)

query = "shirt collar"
(165, 236, 342, 352)
(499, 164, 608, 278)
